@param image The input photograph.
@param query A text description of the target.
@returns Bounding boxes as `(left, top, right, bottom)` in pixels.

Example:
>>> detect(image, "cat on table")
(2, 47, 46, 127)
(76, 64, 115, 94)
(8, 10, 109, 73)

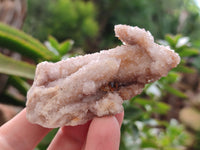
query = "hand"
(0, 109, 124, 150)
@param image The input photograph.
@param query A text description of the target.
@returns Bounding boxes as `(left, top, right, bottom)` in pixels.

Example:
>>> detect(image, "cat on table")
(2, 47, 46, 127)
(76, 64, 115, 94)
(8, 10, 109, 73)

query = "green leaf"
(0, 23, 60, 61)
(58, 40, 73, 55)
(134, 98, 153, 106)
(173, 34, 182, 45)
(37, 128, 58, 149)
(44, 41, 59, 56)
(141, 139, 158, 148)
(179, 48, 199, 57)
(0, 53, 35, 79)
(0, 23, 49, 53)
(8, 76, 30, 96)
(134, 98, 170, 114)
(124, 105, 143, 120)
(165, 72, 179, 84)
(0, 31, 59, 61)
(172, 65, 195, 73)
(165, 34, 176, 48)
(48, 35, 59, 50)
(164, 85, 187, 98)
(155, 102, 170, 114)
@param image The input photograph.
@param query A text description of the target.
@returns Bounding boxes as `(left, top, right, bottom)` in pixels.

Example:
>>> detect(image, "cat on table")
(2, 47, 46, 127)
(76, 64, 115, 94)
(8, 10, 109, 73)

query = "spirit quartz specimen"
(26, 25, 180, 128)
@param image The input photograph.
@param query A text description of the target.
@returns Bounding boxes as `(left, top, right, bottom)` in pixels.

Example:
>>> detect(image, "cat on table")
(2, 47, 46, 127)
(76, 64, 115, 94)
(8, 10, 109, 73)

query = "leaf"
(155, 102, 170, 114)
(165, 34, 176, 48)
(0, 53, 35, 79)
(164, 85, 187, 98)
(48, 35, 59, 50)
(44, 41, 60, 56)
(8, 76, 30, 96)
(37, 128, 58, 149)
(172, 65, 195, 73)
(159, 71, 179, 86)
(58, 40, 73, 55)
(134, 98, 153, 106)
(134, 98, 170, 114)
(0, 24, 60, 61)
(179, 48, 199, 57)
(0, 23, 50, 53)
(141, 139, 158, 148)
(173, 34, 182, 45)
(124, 105, 143, 120)
(164, 71, 179, 84)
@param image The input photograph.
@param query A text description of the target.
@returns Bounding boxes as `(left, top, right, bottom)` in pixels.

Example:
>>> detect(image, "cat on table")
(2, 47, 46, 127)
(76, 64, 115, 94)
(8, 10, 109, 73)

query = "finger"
(48, 121, 91, 150)
(84, 116, 121, 150)
(115, 111, 124, 127)
(0, 109, 51, 150)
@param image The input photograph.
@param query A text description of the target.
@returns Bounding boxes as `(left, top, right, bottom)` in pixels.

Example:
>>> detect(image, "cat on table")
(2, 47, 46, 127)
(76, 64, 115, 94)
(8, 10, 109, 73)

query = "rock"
(26, 25, 180, 128)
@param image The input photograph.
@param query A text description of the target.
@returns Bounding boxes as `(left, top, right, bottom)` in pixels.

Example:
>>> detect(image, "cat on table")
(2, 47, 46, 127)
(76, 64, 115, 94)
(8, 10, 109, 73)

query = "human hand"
(0, 109, 124, 150)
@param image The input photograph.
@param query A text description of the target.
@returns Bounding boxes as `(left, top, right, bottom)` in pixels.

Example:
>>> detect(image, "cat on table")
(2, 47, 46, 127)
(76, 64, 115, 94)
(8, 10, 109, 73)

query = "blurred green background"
(0, 0, 200, 149)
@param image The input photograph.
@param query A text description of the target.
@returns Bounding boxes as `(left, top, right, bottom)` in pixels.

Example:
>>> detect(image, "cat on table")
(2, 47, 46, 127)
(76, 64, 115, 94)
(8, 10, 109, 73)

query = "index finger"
(0, 109, 51, 150)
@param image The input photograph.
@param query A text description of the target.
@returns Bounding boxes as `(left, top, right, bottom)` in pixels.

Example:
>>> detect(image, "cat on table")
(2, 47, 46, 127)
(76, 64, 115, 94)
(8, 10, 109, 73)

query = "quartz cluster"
(26, 25, 180, 128)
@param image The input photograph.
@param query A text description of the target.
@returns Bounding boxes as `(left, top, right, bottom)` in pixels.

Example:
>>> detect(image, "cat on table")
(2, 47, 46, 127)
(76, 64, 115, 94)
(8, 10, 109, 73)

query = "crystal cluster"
(26, 25, 180, 128)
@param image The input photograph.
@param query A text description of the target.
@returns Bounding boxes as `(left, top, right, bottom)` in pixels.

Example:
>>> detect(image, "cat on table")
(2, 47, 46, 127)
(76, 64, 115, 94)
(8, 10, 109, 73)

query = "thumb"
(84, 115, 121, 150)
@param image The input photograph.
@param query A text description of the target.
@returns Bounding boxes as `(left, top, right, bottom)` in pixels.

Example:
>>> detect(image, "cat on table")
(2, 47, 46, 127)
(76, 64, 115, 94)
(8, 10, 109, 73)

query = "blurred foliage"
(23, 0, 99, 46)
(92, 0, 200, 50)
(0, 0, 200, 150)
(193, 131, 200, 150)
(0, 23, 59, 62)
(0, 23, 73, 107)
(162, 34, 199, 73)
(121, 111, 189, 150)
(119, 29, 199, 150)
(23, 0, 200, 52)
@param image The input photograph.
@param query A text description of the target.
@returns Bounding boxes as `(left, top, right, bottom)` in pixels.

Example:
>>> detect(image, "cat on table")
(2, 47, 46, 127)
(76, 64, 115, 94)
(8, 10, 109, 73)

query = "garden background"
(0, 0, 200, 149)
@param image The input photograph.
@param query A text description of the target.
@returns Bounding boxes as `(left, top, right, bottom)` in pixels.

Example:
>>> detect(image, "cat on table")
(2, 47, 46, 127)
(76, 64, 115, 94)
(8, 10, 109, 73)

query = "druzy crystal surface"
(26, 25, 180, 128)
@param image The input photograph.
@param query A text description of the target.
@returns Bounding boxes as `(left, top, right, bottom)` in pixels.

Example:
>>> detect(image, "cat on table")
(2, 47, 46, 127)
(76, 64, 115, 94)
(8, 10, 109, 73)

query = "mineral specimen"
(26, 25, 180, 128)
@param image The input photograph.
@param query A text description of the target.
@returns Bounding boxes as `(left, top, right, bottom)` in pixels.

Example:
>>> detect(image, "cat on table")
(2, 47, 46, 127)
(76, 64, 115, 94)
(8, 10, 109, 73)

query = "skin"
(0, 109, 124, 150)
